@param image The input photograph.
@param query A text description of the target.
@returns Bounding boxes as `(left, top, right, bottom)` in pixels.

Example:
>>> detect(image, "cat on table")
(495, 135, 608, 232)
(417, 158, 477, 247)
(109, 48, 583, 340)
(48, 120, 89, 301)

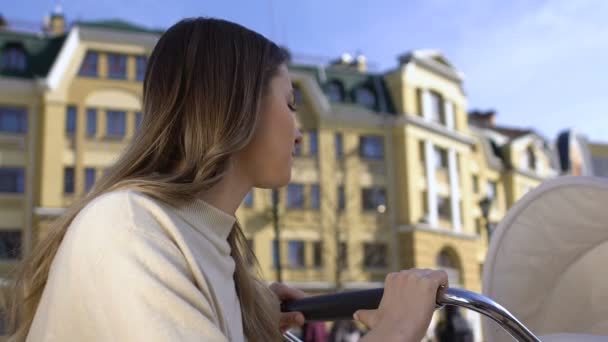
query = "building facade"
(1, 12, 571, 340)
(589, 142, 608, 177)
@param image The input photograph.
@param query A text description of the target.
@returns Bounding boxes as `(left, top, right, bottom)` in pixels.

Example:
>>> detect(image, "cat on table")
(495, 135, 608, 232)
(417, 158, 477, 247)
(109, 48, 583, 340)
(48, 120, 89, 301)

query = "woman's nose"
(295, 130, 303, 145)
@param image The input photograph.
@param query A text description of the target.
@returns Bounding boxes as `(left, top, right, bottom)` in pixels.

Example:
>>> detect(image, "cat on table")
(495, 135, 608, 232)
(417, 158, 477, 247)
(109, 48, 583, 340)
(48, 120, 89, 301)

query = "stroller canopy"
(482, 177, 608, 341)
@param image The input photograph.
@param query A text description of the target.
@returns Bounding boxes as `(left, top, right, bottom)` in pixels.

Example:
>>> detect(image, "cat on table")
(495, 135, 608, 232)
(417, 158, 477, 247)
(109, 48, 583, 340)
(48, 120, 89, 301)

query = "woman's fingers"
(269, 282, 307, 301)
(358, 268, 451, 341)
(279, 312, 305, 333)
(353, 309, 377, 329)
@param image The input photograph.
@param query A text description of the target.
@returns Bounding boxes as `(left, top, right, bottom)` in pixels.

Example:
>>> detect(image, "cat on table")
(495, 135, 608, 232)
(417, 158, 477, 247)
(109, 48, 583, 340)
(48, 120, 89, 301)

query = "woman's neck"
(198, 165, 251, 216)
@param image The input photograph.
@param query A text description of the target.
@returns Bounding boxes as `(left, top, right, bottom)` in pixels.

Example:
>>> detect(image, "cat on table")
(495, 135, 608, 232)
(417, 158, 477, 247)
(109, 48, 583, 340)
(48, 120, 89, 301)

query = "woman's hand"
(269, 282, 307, 333)
(355, 269, 448, 342)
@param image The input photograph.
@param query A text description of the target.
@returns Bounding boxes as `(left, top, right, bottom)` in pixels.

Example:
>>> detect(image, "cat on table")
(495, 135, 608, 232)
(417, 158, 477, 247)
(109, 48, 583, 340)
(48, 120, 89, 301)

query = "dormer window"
(292, 83, 304, 106)
(326, 80, 345, 102)
(526, 146, 536, 170)
(1, 44, 27, 71)
(354, 86, 377, 109)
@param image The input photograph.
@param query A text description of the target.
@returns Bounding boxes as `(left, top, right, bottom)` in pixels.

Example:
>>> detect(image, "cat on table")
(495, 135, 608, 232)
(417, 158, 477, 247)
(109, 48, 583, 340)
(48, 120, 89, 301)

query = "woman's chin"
(255, 171, 292, 189)
(275, 171, 292, 187)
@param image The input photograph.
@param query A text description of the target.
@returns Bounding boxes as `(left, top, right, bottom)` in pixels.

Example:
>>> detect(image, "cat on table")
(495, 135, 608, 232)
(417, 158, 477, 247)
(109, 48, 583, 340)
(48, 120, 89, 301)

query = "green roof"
(289, 61, 396, 114)
(76, 19, 164, 34)
(0, 30, 66, 79)
(0, 18, 161, 79)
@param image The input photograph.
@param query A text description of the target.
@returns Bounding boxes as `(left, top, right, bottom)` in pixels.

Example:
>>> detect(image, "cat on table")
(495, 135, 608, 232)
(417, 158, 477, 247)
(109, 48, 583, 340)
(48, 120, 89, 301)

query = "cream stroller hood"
(482, 176, 608, 341)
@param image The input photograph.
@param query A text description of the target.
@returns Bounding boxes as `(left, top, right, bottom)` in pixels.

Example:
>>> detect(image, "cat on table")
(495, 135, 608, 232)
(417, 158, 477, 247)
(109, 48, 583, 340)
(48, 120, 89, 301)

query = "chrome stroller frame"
(282, 287, 540, 342)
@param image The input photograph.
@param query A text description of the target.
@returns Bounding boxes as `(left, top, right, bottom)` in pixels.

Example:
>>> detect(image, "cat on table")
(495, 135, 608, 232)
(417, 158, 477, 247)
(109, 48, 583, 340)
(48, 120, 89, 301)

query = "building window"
(337, 186, 345, 211)
(287, 184, 304, 209)
(287, 240, 305, 268)
(363, 243, 388, 268)
(310, 184, 320, 210)
(64, 167, 74, 194)
(472, 175, 479, 193)
(428, 91, 445, 124)
(526, 146, 536, 170)
(84, 168, 96, 192)
(1, 45, 27, 71)
(326, 80, 345, 102)
(445, 101, 455, 129)
(335, 133, 343, 158)
(362, 187, 386, 212)
(434, 146, 448, 169)
(135, 112, 143, 130)
(419, 140, 426, 162)
(136, 56, 147, 81)
(86, 108, 97, 137)
(421, 191, 429, 222)
(272, 240, 279, 268)
(106, 110, 126, 138)
(107, 53, 127, 80)
(0, 230, 22, 259)
(0, 168, 24, 193)
(354, 86, 376, 109)
(313, 241, 323, 268)
(487, 181, 498, 200)
(437, 249, 461, 287)
(65, 106, 76, 135)
(359, 136, 384, 160)
(0, 107, 27, 133)
(79, 51, 98, 77)
(438, 196, 451, 220)
(293, 84, 304, 106)
(243, 191, 253, 208)
(338, 242, 348, 270)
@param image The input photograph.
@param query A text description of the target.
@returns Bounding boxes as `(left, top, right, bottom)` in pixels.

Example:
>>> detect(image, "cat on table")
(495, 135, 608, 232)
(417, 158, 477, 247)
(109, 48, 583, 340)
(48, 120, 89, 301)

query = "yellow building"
(469, 112, 557, 207)
(0, 13, 158, 279)
(589, 142, 608, 177)
(1, 11, 566, 340)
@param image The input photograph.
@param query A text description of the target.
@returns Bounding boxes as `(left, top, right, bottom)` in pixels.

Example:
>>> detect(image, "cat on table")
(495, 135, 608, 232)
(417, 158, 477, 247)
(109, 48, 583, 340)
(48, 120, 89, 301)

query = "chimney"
(330, 53, 367, 73)
(468, 110, 497, 128)
(355, 54, 367, 72)
(46, 4, 65, 35)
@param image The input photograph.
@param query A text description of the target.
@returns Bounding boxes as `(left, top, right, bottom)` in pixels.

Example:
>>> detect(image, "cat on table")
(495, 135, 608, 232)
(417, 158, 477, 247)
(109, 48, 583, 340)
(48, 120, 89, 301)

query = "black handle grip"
(280, 288, 384, 321)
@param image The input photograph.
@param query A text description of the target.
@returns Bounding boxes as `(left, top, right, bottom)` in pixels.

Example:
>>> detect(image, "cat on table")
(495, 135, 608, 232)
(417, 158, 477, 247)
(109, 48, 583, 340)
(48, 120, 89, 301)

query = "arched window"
(527, 146, 536, 170)
(1, 44, 27, 71)
(354, 86, 377, 109)
(292, 83, 304, 106)
(326, 80, 345, 102)
(437, 248, 462, 287)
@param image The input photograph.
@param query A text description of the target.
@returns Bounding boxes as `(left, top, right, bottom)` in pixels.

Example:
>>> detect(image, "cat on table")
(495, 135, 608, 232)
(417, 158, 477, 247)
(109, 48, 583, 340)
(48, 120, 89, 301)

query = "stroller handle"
(281, 287, 540, 342)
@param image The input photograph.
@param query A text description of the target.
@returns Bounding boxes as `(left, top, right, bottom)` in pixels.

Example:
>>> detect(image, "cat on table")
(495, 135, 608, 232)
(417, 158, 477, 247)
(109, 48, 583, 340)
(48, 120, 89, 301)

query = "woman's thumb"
(353, 309, 375, 328)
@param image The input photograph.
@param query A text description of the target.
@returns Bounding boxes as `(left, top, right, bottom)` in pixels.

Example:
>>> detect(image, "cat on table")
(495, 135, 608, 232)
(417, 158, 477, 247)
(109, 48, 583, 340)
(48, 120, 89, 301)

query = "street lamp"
(272, 188, 282, 283)
(479, 196, 494, 243)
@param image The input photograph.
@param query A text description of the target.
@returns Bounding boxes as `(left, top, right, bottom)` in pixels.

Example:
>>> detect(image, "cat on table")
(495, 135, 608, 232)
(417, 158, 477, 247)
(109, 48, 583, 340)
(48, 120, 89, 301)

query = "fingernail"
(353, 312, 359, 321)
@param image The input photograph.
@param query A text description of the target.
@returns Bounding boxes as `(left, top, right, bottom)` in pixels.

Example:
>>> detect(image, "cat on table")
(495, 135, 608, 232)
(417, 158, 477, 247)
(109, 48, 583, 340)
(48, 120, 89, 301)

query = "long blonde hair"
(5, 17, 287, 342)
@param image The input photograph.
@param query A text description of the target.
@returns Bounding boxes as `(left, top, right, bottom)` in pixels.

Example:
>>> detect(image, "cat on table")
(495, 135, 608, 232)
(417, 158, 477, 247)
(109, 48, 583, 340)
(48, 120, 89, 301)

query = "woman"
(6, 18, 447, 342)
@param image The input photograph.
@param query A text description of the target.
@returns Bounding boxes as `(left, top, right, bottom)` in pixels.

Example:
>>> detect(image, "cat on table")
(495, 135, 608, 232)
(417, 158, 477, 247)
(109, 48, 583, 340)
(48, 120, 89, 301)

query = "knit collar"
(174, 198, 237, 249)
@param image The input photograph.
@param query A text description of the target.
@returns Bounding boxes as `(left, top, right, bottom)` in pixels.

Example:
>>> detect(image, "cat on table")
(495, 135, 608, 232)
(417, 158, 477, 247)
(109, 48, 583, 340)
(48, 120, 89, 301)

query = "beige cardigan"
(27, 190, 245, 341)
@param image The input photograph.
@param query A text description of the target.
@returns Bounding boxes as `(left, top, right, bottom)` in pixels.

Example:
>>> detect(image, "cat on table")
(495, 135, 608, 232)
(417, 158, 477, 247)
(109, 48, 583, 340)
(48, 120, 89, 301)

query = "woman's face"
(236, 64, 303, 188)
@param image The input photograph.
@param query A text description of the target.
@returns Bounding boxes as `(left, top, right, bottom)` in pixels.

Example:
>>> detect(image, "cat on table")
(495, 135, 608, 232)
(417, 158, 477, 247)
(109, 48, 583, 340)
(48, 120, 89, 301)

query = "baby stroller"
(283, 177, 608, 341)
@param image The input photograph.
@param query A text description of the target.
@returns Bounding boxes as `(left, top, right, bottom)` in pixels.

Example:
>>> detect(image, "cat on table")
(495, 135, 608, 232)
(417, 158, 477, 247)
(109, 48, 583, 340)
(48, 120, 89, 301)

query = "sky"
(4, 0, 608, 143)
